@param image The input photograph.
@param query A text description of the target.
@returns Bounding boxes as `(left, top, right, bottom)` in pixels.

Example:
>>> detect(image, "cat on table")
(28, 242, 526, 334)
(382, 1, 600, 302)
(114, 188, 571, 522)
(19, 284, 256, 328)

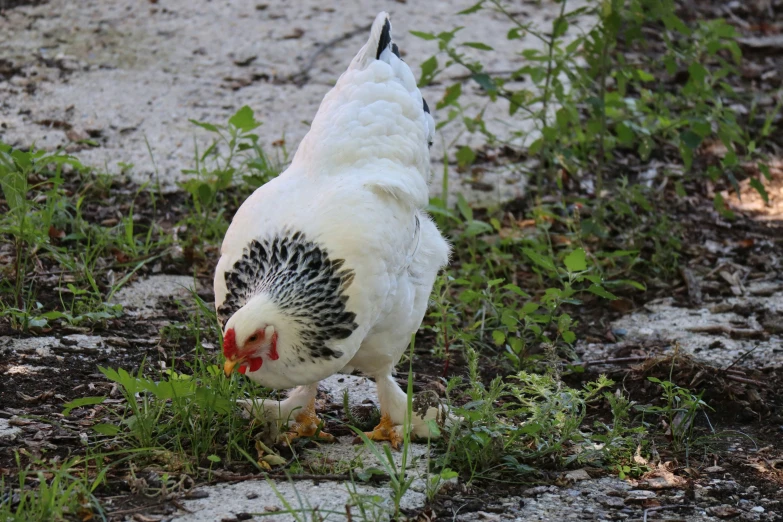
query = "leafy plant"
(637, 375, 712, 456)
(0, 144, 86, 328)
(182, 105, 288, 248)
(413, 0, 778, 209)
(61, 291, 264, 470)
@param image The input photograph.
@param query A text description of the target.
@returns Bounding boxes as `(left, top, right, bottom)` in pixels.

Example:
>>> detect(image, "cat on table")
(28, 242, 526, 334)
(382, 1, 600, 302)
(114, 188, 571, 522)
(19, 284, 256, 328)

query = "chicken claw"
(358, 412, 403, 450)
(279, 398, 335, 445)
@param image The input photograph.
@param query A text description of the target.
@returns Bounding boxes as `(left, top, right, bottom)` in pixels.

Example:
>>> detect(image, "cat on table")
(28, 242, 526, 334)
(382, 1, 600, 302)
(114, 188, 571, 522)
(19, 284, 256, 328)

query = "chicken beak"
(223, 357, 240, 377)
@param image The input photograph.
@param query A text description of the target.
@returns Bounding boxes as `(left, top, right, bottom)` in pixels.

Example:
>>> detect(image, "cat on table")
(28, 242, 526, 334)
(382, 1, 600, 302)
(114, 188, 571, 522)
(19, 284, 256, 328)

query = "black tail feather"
(376, 18, 392, 59)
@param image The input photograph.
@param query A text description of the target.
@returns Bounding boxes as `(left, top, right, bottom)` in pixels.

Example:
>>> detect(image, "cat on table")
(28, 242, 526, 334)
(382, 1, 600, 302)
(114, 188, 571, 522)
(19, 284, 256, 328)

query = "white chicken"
(214, 12, 449, 448)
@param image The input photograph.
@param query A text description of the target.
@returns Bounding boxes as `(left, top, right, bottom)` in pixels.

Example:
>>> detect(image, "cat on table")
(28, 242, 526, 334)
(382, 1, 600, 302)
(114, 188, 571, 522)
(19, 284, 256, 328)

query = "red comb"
(223, 328, 237, 358)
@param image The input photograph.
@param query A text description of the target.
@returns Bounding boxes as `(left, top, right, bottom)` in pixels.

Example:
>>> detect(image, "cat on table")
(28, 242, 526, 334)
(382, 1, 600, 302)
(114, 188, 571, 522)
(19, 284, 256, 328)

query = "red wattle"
(248, 357, 263, 371)
(238, 364, 247, 374)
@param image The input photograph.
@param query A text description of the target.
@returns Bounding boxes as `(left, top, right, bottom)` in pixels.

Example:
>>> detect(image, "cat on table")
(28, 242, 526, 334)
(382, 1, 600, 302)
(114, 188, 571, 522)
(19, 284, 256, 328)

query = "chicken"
(214, 12, 450, 448)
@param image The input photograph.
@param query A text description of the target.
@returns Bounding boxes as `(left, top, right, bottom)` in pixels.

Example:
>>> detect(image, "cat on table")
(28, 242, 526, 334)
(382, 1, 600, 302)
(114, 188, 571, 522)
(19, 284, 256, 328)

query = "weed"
(0, 144, 87, 328)
(61, 290, 266, 472)
(182, 105, 288, 250)
(0, 453, 109, 522)
(636, 374, 713, 457)
(415, 0, 776, 203)
(437, 346, 644, 482)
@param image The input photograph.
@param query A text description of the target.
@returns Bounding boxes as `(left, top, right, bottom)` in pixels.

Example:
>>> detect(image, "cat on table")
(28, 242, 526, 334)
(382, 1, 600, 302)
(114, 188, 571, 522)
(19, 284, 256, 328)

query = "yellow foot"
(278, 398, 335, 445)
(356, 413, 403, 450)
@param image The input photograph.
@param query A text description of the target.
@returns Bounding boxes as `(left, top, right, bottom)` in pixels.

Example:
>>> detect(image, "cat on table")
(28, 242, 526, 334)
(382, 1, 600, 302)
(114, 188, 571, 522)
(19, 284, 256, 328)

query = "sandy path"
(0, 0, 592, 205)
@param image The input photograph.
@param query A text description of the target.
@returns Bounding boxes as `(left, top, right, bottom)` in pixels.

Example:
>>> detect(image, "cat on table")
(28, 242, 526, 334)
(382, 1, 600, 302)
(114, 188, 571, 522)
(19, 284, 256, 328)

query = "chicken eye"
(248, 334, 258, 342)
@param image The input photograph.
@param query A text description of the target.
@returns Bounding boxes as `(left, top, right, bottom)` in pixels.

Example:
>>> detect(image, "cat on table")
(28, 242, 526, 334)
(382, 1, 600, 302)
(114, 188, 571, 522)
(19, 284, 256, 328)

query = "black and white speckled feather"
(218, 231, 358, 361)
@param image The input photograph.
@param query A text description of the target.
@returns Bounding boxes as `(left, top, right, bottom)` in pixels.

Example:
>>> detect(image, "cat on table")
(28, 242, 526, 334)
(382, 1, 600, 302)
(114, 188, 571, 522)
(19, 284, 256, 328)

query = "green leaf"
(528, 137, 544, 155)
(675, 181, 687, 197)
(564, 248, 587, 273)
(713, 193, 735, 220)
(207, 454, 222, 463)
(456, 193, 473, 222)
(419, 56, 438, 86)
(612, 279, 646, 291)
(635, 69, 654, 82)
(472, 73, 496, 93)
(680, 130, 703, 150)
(521, 302, 540, 315)
(615, 122, 634, 146)
(62, 396, 106, 416)
(507, 27, 524, 40)
(228, 105, 261, 132)
(552, 17, 569, 38)
(586, 284, 617, 300)
(189, 119, 220, 133)
(463, 42, 494, 51)
(523, 248, 556, 272)
(662, 13, 691, 35)
(10, 149, 31, 170)
(503, 284, 530, 298)
(562, 331, 576, 343)
(92, 423, 120, 436)
(438, 83, 462, 109)
(457, 1, 484, 14)
(749, 178, 769, 204)
(492, 330, 506, 346)
(519, 422, 542, 435)
(464, 220, 493, 237)
(758, 163, 771, 181)
(410, 30, 437, 40)
(197, 182, 213, 205)
(0, 169, 27, 216)
(688, 63, 708, 85)
(455, 146, 475, 168)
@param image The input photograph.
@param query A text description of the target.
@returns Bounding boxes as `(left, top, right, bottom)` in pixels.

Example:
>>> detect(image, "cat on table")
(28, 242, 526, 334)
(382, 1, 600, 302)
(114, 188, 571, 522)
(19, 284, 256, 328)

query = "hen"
(214, 13, 449, 448)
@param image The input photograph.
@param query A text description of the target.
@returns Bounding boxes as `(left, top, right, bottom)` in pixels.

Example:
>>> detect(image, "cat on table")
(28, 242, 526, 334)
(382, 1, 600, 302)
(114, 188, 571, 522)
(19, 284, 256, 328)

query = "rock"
(564, 469, 591, 481)
(707, 505, 742, 518)
(598, 495, 626, 508)
(624, 490, 657, 504)
(601, 293, 783, 369)
(111, 275, 197, 317)
(175, 478, 425, 521)
(0, 419, 22, 441)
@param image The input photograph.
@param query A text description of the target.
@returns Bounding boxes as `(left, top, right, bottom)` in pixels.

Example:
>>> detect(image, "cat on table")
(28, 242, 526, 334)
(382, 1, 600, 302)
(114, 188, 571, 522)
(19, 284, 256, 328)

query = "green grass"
(0, 454, 111, 522)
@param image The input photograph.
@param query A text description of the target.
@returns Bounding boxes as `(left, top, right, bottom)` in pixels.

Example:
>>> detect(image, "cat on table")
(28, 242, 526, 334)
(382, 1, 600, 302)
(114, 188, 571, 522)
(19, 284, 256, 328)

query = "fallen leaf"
(639, 466, 687, 489)
(48, 226, 65, 240)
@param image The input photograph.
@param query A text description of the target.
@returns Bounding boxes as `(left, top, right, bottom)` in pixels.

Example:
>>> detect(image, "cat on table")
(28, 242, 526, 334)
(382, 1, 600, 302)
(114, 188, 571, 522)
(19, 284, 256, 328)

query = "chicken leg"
(363, 412, 404, 449)
(281, 395, 335, 444)
(358, 372, 447, 450)
(237, 383, 335, 444)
